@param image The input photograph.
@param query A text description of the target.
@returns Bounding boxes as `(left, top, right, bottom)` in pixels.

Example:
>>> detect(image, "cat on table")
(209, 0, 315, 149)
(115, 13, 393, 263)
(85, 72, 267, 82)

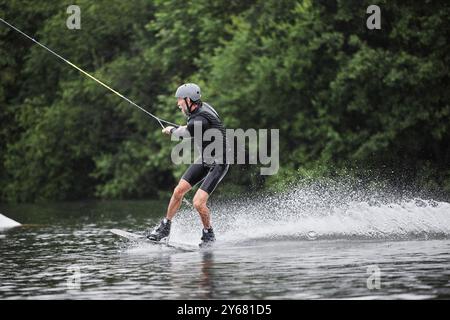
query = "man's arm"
(162, 116, 209, 138)
(162, 125, 190, 138)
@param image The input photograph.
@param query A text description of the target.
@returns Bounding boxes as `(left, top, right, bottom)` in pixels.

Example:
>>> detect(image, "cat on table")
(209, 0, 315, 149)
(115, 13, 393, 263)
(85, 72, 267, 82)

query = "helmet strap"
(184, 97, 193, 114)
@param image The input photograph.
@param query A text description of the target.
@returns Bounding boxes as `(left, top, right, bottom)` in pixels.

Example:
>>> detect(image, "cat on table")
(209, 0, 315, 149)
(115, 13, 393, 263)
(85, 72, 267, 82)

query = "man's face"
(177, 98, 188, 116)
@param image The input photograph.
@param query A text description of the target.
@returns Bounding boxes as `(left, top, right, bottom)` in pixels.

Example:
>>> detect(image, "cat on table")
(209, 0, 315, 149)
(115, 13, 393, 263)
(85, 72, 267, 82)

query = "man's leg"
(193, 189, 211, 229)
(193, 164, 229, 226)
(147, 164, 207, 241)
(166, 163, 209, 220)
(146, 181, 192, 241)
(194, 164, 229, 247)
(166, 179, 192, 220)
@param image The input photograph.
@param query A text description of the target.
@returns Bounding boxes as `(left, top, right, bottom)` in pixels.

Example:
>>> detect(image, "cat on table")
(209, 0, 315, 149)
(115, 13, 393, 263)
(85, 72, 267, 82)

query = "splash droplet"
(307, 231, 318, 240)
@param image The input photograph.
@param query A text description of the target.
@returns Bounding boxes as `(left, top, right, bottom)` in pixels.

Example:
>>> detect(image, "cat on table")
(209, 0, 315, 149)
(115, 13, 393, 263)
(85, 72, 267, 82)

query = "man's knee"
(172, 187, 184, 201)
(173, 181, 191, 200)
(193, 191, 208, 212)
(193, 199, 206, 211)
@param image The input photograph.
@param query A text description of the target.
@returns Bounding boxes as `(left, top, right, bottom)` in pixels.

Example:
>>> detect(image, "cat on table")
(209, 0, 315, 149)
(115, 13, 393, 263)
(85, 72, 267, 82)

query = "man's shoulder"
(199, 102, 220, 119)
(187, 113, 210, 130)
(188, 113, 209, 122)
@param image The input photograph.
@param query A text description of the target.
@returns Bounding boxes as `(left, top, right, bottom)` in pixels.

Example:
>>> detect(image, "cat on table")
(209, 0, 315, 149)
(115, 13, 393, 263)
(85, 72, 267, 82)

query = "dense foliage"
(1, 0, 449, 202)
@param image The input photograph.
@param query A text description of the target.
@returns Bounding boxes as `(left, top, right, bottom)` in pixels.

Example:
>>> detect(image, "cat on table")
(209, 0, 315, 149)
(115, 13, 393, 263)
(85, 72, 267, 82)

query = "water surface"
(1, 191, 449, 299)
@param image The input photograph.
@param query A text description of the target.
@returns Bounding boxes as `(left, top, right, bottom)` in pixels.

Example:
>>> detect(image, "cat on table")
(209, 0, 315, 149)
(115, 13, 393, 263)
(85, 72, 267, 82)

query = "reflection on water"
(0, 200, 449, 299)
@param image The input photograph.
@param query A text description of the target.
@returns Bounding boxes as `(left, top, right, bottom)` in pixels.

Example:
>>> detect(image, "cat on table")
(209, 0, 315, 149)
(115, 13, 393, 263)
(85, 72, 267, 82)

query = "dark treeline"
(0, 0, 449, 202)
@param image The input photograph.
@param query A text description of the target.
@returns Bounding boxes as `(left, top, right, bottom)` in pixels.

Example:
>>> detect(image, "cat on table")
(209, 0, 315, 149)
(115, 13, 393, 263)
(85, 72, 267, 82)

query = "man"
(146, 83, 229, 247)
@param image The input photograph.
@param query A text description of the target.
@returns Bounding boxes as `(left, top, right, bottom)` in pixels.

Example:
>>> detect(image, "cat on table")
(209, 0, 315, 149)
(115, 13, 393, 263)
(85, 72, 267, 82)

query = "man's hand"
(162, 126, 175, 135)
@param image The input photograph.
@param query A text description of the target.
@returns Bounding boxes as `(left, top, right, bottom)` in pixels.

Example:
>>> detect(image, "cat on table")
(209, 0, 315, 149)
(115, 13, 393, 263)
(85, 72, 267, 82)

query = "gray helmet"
(175, 83, 201, 102)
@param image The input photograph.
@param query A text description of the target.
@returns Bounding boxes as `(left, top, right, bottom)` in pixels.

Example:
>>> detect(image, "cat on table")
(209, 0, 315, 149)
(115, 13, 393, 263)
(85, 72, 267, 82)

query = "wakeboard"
(110, 228, 198, 252)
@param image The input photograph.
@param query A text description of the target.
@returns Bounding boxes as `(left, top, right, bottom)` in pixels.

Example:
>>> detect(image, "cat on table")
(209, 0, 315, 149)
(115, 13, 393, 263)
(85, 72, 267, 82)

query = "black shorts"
(181, 163, 229, 194)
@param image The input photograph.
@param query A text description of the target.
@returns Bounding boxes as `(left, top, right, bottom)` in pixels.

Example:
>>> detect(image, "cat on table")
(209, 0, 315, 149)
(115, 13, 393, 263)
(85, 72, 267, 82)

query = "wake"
(167, 181, 450, 244)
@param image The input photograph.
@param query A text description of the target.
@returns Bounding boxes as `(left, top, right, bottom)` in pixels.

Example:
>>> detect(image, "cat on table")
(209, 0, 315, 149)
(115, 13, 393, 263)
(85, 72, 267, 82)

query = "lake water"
(1, 186, 450, 300)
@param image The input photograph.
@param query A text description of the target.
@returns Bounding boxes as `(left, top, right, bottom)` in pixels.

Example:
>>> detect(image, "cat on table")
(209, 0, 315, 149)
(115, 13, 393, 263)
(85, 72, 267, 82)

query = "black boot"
(199, 227, 216, 248)
(146, 219, 171, 241)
